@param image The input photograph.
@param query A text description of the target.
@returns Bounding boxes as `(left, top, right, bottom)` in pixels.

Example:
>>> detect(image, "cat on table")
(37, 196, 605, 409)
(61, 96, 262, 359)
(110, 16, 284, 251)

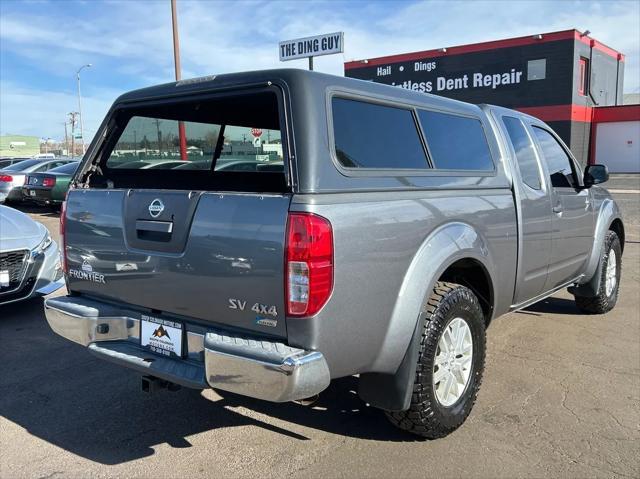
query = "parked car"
(44, 70, 624, 439)
(0, 157, 31, 170)
(0, 159, 77, 204)
(22, 161, 80, 207)
(111, 160, 193, 170)
(0, 205, 64, 305)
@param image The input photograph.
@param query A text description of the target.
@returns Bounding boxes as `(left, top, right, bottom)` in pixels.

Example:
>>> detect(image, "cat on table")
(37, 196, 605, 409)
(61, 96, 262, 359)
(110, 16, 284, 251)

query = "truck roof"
(115, 68, 484, 117)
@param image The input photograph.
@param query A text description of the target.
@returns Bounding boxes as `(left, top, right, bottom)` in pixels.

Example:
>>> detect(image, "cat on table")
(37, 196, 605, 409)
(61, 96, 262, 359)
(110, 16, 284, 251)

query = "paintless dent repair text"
(386, 66, 524, 93)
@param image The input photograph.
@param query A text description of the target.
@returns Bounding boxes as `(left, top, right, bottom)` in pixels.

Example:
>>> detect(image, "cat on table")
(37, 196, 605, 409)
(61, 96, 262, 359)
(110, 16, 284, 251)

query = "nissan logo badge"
(148, 199, 164, 218)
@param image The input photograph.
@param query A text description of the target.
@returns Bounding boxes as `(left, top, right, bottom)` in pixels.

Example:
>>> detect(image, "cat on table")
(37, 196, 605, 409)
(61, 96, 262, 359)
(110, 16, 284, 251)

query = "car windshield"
(49, 162, 79, 174)
(3, 159, 42, 171)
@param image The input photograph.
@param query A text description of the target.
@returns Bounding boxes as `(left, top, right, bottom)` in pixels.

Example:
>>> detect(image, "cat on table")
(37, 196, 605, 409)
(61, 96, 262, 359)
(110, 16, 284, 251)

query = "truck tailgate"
(65, 189, 290, 339)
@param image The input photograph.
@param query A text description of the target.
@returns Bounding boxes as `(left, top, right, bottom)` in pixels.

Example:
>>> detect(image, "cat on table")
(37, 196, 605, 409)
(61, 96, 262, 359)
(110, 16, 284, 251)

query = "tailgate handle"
(136, 220, 173, 234)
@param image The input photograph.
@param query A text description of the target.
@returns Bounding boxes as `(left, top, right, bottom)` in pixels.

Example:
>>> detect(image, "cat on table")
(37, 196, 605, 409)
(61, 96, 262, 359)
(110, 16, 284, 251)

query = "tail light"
(43, 177, 56, 187)
(285, 212, 333, 317)
(0, 174, 12, 182)
(60, 195, 68, 273)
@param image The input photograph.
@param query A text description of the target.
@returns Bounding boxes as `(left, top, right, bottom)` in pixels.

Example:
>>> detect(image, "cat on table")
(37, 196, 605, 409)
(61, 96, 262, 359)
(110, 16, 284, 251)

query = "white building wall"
(595, 121, 640, 173)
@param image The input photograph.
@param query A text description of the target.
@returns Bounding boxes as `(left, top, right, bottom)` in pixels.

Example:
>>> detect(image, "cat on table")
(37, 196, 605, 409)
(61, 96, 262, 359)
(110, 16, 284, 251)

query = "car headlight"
(34, 231, 53, 255)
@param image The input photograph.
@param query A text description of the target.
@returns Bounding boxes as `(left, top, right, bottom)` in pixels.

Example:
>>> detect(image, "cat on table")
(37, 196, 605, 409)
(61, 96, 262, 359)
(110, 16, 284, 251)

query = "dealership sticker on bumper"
(140, 314, 183, 358)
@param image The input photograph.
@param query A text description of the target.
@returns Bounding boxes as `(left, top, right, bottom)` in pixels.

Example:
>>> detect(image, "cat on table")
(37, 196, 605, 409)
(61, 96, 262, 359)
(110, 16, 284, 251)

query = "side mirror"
(584, 164, 609, 187)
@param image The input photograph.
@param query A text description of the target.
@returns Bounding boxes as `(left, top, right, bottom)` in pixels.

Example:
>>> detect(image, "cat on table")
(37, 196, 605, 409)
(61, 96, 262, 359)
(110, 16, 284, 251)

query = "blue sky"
(1, 0, 639, 140)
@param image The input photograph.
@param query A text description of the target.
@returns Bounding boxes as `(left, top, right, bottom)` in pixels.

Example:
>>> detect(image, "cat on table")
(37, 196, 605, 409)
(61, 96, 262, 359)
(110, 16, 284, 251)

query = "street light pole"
(76, 63, 92, 156)
(171, 0, 188, 161)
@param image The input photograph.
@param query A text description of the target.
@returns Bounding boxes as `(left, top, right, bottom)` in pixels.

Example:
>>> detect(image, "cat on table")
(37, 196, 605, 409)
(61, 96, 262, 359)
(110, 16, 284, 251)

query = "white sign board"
(279, 32, 344, 62)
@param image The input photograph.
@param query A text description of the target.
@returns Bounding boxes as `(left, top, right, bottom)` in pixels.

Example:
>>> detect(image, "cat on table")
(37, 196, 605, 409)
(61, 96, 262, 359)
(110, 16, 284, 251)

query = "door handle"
(552, 205, 563, 214)
(136, 220, 173, 233)
(135, 220, 173, 242)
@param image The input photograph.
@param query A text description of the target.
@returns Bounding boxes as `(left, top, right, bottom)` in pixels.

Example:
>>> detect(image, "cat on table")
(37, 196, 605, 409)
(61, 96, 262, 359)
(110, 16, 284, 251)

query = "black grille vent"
(0, 250, 29, 293)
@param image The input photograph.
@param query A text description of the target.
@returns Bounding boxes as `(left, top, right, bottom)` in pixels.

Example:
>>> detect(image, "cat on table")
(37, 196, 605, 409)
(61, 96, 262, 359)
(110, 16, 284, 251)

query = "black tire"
(386, 281, 486, 439)
(574, 230, 622, 314)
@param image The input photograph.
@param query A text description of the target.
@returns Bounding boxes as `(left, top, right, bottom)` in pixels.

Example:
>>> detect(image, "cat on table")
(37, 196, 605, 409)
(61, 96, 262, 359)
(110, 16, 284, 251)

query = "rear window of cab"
(331, 97, 494, 172)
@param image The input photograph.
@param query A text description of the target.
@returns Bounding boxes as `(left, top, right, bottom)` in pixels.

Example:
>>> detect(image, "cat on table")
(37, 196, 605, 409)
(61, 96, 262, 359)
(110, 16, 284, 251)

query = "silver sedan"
(0, 205, 64, 305)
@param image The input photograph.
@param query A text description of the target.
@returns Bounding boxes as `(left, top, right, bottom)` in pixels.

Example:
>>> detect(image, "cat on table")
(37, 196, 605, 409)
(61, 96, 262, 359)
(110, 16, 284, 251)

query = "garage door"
(594, 121, 640, 173)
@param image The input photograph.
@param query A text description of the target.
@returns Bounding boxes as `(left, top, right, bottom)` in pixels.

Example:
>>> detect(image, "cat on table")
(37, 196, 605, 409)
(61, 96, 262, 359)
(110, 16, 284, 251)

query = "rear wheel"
(574, 230, 622, 314)
(386, 281, 486, 438)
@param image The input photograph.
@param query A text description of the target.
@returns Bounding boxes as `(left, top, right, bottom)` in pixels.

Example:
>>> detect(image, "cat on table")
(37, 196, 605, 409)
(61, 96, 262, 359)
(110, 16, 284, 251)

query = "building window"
(527, 59, 546, 81)
(578, 57, 589, 96)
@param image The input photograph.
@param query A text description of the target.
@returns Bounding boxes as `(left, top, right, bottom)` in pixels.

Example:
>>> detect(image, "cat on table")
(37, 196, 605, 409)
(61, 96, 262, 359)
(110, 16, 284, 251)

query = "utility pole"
(69, 112, 78, 158)
(171, 0, 188, 161)
(76, 64, 92, 155)
(63, 121, 69, 155)
(154, 119, 162, 157)
(133, 130, 138, 156)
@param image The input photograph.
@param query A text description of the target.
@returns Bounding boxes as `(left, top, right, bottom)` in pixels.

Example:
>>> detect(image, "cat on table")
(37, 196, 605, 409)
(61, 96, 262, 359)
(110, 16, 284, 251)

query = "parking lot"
(1, 177, 638, 478)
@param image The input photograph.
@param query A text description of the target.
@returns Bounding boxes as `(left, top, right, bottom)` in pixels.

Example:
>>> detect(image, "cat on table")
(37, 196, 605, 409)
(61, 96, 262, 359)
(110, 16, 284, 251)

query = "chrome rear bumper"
(44, 296, 330, 402)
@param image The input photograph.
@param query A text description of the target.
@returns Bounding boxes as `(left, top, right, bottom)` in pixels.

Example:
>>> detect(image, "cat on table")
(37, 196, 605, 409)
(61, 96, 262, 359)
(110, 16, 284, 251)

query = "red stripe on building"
(592, 105, 640, 123)
(516, 104, 593, 123)
(573, 31, 625, 61)
(345, 29, 622, 71)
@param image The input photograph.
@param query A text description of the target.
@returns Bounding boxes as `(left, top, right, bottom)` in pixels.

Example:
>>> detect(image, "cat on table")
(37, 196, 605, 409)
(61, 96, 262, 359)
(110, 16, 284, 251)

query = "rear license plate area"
(140, 314, 184, 358)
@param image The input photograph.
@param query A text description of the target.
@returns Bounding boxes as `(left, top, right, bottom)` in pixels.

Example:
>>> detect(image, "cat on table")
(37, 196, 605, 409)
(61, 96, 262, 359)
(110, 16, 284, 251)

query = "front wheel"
(386, 281, 486, 439)
(574, 230, 622, 314)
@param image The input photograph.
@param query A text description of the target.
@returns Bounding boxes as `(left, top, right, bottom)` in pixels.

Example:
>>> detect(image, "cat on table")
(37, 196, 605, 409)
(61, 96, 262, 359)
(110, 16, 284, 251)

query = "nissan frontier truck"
(44, 69, 624, 438)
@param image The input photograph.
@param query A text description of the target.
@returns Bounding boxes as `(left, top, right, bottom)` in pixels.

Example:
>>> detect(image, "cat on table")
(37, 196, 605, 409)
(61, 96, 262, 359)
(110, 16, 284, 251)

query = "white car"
(0, 205, 64, 305)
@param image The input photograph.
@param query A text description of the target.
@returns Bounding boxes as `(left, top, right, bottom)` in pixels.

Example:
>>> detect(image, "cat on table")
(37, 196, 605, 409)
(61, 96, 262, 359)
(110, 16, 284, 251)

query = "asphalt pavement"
(1, 177, 638, 478)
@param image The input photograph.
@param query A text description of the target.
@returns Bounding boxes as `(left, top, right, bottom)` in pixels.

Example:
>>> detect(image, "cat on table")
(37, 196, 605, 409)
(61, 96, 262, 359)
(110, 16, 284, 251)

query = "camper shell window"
(85, 89, 288, 193)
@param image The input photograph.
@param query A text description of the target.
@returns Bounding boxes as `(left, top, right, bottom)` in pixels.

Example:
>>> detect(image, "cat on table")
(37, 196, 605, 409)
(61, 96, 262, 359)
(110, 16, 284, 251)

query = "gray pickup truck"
(44, 69, 624, 438)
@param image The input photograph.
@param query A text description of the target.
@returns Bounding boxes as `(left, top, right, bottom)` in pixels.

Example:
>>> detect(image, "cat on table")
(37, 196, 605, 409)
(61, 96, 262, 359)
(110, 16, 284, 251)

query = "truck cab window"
(532, 127, 576, 188)
(502, 116, 541, 190)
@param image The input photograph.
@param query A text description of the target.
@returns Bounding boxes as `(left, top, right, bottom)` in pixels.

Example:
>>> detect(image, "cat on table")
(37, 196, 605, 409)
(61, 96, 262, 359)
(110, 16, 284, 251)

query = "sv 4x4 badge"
(228, 298, 278, 317)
